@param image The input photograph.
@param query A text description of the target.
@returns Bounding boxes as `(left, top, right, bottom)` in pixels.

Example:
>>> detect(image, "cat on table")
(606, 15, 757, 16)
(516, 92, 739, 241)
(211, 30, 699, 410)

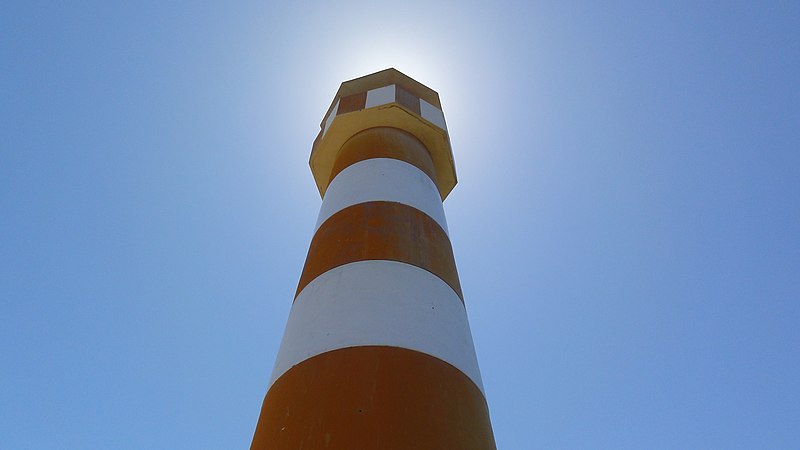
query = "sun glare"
(309, 8, 497, 171)
(332, 36, 450, 97)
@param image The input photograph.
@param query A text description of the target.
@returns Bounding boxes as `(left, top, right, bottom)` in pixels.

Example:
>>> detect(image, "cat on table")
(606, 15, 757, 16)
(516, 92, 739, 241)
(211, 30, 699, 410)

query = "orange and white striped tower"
(251, 68, 496, 449)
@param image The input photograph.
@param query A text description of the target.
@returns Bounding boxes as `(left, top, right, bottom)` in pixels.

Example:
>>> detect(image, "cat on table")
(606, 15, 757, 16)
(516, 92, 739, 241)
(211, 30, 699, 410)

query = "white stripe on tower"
(251, 69, 496, 450)
(270, 260, 483, 391)
(314, 157, 449, 234)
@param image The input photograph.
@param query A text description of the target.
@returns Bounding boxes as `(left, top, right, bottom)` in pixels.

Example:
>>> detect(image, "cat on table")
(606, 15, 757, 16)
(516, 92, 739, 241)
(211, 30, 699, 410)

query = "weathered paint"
(395, 84, 422, 115)
(272, 260, 483, 392)
(337, 92, 367, 115)
(296, 201, 461, 300)
(329, 127, 438, 190)
(252, 346, 495, 450)
(315, 158, 449, 234)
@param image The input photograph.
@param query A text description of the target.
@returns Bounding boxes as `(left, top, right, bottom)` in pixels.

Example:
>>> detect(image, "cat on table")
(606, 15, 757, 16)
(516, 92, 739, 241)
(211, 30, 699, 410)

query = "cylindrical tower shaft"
(251, 69, 496, 449)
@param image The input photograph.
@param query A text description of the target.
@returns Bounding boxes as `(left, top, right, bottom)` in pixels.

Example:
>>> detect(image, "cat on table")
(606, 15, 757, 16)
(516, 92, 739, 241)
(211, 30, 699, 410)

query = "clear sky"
(2, 1, 798, 448)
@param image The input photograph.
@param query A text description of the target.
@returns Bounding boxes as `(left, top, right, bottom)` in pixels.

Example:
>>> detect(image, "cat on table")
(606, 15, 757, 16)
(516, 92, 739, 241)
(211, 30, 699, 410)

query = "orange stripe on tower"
(296, 201, 462, 300)
(328, 126, 438, 192)
(251, 346, 495, 449)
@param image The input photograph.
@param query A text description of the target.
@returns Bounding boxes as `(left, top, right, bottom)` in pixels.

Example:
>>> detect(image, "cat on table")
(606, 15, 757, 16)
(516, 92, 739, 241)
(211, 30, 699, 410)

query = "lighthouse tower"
(251, 68, 496, 449)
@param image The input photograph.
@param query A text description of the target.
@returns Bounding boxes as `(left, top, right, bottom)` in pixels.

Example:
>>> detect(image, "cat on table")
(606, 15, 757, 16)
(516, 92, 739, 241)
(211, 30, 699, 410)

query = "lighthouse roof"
(309, 68, 457, 200)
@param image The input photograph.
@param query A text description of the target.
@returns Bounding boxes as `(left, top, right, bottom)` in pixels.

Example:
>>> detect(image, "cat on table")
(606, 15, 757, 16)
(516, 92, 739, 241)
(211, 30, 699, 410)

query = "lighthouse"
(251, 68, 496, 449)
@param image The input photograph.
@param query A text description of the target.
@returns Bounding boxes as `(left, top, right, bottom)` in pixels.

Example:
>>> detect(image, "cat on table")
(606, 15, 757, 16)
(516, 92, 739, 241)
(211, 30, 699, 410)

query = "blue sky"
(2, 1, 798, 448)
